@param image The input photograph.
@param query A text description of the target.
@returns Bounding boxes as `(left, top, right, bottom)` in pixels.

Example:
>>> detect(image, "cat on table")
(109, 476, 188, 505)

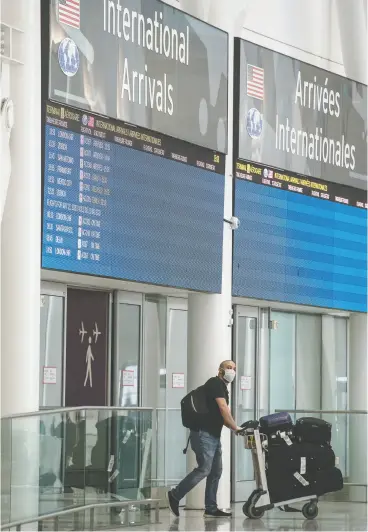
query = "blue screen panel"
(42, 105, 225, 293)
(233, 180, 367, 312)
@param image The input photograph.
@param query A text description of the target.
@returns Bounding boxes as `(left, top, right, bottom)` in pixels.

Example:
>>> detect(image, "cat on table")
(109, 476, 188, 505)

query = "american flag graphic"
(58, 0, 80, 29)
(247, 64, 264, 100)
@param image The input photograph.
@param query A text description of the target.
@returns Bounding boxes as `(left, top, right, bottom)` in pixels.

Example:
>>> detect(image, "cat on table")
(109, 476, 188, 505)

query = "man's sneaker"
(204, 509, 232, 518)
(167, 491, 180, 517)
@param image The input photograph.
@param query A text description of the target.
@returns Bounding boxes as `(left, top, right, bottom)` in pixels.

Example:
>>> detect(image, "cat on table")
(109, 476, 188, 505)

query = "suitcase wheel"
(244, 491, 265, 519)
(302, 502, 318, 520)
(242, 501, 251, 518)
(242, 489, 258, 518)
(248, 504, 265, 519)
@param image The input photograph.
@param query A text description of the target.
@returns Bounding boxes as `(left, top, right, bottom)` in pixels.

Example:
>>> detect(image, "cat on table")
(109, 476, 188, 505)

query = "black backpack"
(180, 385, 209, 454)
(181, 385, 209, 430)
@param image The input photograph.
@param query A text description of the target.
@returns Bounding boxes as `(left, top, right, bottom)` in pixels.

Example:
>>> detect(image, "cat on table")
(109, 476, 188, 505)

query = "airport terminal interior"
(0, 0, 367, 530)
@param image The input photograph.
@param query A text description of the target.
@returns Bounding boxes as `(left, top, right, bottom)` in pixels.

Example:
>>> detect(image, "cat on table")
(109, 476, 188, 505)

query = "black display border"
(44, 100, 226, 174)
(234, 158, 367, 209)
(47, 0, 230, 154)
(233, 36, 368, 194)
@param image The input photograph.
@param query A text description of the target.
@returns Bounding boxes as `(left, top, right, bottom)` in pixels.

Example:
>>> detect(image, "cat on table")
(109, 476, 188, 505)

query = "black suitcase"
(266, 469, 314, 503)
(309, 467, 343, 496)
(267, 466, 343, 504)
(267, 442, 336, 474)
(295, 417, 332, 445)
(260, 412, 293, 435)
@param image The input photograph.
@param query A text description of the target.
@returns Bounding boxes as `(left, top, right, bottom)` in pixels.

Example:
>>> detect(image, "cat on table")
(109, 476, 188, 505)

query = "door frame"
(164, 297, 188, 486)
(231, 304, 260, 503)
(113, 290, 143, 407)
(40, 281, 67, 407)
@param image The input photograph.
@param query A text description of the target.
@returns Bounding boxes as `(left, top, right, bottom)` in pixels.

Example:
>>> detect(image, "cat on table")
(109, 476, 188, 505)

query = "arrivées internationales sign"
(234, 38, 367, 189)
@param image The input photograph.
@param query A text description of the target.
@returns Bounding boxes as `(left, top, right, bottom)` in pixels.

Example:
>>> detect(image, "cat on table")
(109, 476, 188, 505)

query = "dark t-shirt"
(201, 376, 229, 438)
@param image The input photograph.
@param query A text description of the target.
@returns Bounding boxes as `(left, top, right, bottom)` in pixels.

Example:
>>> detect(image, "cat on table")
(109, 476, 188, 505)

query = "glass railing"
(155, 408, 187, 489)
(2, 405, 366, 528)
(1, 407, 154, 528)
(275, 409, 367, 502)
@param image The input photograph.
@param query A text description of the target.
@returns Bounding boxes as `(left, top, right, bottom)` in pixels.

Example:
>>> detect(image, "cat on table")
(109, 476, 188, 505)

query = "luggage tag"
(335, 456, 340, 466)
(294, 472, 309, 486)
(279, 431, 293, 446)
(108, 469, 119, 483)
(122, 430, 132, 444)
(300, 457, 306, 475)
(107, 454, 115, 472)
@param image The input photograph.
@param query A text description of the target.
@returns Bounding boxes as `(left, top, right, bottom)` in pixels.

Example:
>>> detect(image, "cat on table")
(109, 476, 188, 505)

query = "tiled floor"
(130, 502, 367, 532)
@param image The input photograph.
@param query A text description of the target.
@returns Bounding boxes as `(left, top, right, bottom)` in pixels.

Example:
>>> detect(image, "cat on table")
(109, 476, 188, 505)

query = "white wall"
(165, 0, 367, 83)
(1, 0, 41, 417)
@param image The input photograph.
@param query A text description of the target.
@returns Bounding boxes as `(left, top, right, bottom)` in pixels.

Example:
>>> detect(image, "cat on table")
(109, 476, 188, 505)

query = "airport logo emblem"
(58, 38, 80, 77)
(263, 168, 274, 179)
(82, 114, 95, 127)
(246, 108, 263, 139)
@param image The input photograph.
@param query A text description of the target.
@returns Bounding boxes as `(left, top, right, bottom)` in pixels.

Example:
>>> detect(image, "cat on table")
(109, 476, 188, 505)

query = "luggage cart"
(240, 428, 319, 520)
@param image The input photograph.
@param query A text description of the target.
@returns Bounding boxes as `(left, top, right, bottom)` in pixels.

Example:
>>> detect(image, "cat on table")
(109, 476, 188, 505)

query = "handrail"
(275, 409, 368, 415)
(0, 498, 160, 531)
(1, 406, 154, 420)
(156, 407, 181, 411)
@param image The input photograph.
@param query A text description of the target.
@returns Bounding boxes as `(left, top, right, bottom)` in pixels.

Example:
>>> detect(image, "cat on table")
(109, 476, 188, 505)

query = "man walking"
(168, 360, 240, 518)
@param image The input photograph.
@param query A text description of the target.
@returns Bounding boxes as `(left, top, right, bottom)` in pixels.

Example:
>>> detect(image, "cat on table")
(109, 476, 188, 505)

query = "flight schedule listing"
(42, 101, 225, 283)
(44, 122, 110, 266)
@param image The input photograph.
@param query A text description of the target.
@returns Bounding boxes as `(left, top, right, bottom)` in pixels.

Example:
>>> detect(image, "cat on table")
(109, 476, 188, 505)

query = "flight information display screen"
(42, 101, 225, 292)
(233, 161, 367, 312)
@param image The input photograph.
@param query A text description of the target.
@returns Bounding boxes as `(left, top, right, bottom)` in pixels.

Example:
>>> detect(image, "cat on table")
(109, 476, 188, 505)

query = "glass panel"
(39, 412, 69, 515)
(61, 411, 86, 506)
(10, 416, 43, 523)
(143, 298, 167, 408)
(258, 309, 270, 418)
(39, 295, 64, 407)
(156, 409, 186, 488)
(9, 412, 80, 524)
(164, 308, 188, 486)
(296, 314, 322, 410)
(1, 418, 12, 526)
(3, 409, 155, 528)
(143, 297, 167, 491)
(348, 412, 367, 502)
(335, 317, 348, 411)
(83, 409, 152, 504)
(116, 303, 141, 407)
(335, 317, 348, 477)
(235, 316, 256, 484)
(269, 311, 296, 414)
(322, 316, 348, 477)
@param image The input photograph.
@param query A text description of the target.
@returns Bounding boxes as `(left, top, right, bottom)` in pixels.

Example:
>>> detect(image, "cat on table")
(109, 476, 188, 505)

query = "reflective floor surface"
(131, 502, 367, 532)
(3, 501, 366, 531)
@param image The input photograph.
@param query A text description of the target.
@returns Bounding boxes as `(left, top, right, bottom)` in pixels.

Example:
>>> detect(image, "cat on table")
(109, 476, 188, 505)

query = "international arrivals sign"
(234, 38, 367, 190)
(47, 0, 229, 153)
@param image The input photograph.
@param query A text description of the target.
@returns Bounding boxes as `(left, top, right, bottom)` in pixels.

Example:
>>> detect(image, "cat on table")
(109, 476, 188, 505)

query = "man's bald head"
(219, 360, 235, 370)
(218, 360, 236, 379)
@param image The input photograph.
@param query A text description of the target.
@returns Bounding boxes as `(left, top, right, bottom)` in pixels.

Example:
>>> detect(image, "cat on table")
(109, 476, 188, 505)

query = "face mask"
(223, 369, 236, 383)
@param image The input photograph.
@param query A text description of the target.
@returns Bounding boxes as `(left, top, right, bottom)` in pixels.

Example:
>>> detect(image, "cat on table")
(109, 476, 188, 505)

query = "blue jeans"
(171, 430, 222, 512)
